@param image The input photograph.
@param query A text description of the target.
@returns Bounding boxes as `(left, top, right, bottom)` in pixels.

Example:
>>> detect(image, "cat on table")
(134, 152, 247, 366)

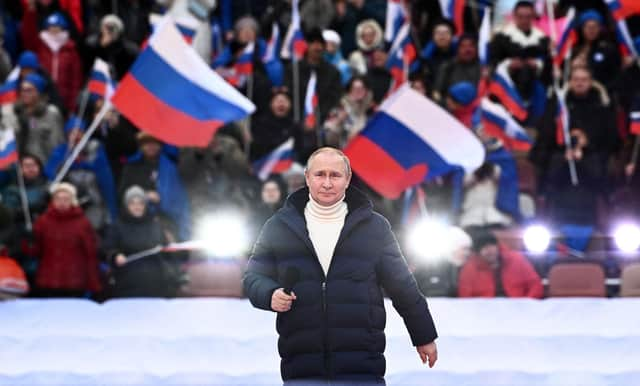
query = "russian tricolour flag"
(387, 22, 418, 90)
(554, 8, 576, 66)
(0, 67, 20, 105)
(488, 60, 528, 122)
(555, 92, 571, 145)
(150, 13, 199, 45)
(630, 98, 640, 135)
(385, 0, 407, 43)
(112, 17, 255, 147)
(606, 0, 640, 21)
(304, 71, 318, 128)
(478, 7, 491, 65)
(438, 0, 465, 35)
(252, 137, 294, 181)
(344, 85, 485, 199)
(480, 98, 532, 151)
(281, 0, 307, 60)
(88, 58, 115, 101)
(0, 128, 18, 170)
(262, 23, 280, 63)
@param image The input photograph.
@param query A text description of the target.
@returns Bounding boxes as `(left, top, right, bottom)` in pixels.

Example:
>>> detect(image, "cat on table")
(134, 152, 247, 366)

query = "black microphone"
(283, 267, 300, 295)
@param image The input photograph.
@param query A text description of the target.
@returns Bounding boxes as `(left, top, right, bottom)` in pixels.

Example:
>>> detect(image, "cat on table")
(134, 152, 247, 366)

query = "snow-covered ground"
(1, 297, 639, 385)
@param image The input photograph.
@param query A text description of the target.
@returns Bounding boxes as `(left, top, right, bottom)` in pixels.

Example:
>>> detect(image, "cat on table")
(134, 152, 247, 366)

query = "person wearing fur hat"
(83, 14, 139, 80)
(1, 73, 64, 164)
(44, 116, 118, 230)
(28, 182, 101, 297)
(21, 11, 83, 112)
(347, 19, 383, 75)
(104, 185, 179, 298)
(458, 227, 542, 298)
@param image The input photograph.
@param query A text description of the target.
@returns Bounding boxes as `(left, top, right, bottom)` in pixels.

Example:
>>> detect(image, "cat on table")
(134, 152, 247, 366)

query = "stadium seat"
(547, 262, 606, 297)
(620, 263, 640, 297)
(180, 257, 246, 298)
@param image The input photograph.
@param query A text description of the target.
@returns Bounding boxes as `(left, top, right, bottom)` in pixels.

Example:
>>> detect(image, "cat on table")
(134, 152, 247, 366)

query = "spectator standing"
(347, 19, 383, 75)
(433, 34, 481, 104)
(30, 182, 102, 297)
(458, 227, 543, 298)
(21, 12, 83, 112)
(84, 14, 139, 80)
(324, 75, 373, 147)
(322, 29, 352, 85)
(105, 185, 179, 298)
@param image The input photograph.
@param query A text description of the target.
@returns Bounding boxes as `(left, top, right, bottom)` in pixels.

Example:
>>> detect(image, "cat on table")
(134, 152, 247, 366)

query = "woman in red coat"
(32, 182, 101, 297)
(458, 228, 543, 298)
(21, 10, 83, 112)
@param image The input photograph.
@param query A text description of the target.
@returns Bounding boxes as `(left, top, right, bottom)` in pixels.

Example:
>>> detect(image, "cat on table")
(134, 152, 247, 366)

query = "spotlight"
(195, 213, 249, 257)
(407, 218, 450, 262)
(523, 225, 551, 254)
(613, 224, 640, 253)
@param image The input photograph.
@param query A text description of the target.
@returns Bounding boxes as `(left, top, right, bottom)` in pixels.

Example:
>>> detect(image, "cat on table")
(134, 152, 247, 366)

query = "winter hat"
(136, 131, 161, 145)
(49, 182, 79, 206)
(467, 227, 499, 252)
(304, 28, 326, 44)
(322, 30, 341, 46)
(100, 14, 125, 37)
(448, 82, 477, 106)
(44, 12, 69, 30)
(124, 185, 147, 205)
(63, 115, 86, 134)
(578, 9, 604, 26)
(22, 73, 46, 93)
(17, 51, 40, 70)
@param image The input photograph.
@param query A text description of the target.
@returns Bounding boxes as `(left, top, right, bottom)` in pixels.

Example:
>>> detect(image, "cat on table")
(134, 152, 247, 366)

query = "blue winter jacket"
(243, 187, 438, 383)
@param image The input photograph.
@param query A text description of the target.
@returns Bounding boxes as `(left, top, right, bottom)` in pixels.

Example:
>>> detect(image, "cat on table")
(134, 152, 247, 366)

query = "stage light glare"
(523, 225, 551, 254)
(196, 213, 248, 257)
(407, 218, 450, 262)
(613, 224, 640, 253)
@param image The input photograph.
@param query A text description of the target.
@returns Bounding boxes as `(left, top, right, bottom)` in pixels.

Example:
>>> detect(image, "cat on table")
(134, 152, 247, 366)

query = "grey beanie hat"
(124, 185, 147, 205)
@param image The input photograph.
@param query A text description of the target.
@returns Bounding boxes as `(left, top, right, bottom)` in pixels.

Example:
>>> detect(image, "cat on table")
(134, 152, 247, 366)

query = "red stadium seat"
(180, 257, 246, 298)
(547, 262, 606, 297)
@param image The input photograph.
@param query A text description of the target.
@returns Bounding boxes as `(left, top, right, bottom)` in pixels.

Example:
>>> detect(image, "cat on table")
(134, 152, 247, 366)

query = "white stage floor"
(1, 297, 639, 385)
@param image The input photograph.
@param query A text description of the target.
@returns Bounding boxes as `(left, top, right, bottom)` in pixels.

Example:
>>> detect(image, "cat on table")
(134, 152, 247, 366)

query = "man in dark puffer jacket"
(244, 148, 438, 385)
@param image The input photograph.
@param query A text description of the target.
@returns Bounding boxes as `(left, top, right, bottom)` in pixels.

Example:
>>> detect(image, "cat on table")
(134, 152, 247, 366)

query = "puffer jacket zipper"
(321, 280, 331, 381)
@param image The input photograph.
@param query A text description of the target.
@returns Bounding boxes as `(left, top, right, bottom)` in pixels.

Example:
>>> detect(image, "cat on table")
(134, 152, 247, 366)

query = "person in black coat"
(243, 148, 438, 385)
(105, 185, 177, 298)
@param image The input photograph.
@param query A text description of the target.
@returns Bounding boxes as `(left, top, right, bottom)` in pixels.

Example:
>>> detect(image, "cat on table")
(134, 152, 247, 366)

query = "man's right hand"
(271, 288, 297, 312)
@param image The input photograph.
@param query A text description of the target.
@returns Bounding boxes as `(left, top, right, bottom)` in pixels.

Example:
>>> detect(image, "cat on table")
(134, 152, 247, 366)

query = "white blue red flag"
(488, 60, 528, 121)
(281, 0, 307, 60)
(385, 0, 407, 43)
(252, 137, 295, 180)
(606, 0, 640, 21)
(480, 98, 532, 151)
(630, 98, 640, 135)
(478, 7, 491, 66)
(0, 128, 18, 170)
(555, 91, 571, 145)
(344, 85, 485, 199)
(438, 0, 465, 35)
(112, 17, 255, 147)
(87, 58, 115, 101)
(554, 8, 576, 66)
(304, 71, 318, 128)
(0, 66, 20, 105)
(262, 23, 280, 63)
(387, 22, 418, 90)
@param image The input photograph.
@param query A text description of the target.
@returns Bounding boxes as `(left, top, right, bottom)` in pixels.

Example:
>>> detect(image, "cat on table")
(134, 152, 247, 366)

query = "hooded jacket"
(243, 186, 437, 383)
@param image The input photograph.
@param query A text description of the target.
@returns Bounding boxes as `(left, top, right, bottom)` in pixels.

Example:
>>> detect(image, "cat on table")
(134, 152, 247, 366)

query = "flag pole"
(52, 101, 111, 186)
(557, 88, 579, 186)
(545, 0, 557, 46)
(15, 160, 33, 232)
(292, 57, 301, 122)
(244, 72, 255, 155)
(629, 135, 640, 183)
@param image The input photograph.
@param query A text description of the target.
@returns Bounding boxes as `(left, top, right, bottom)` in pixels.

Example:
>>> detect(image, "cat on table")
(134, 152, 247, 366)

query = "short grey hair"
(234, 16, 259, 35)
(305, 147, 352, 176)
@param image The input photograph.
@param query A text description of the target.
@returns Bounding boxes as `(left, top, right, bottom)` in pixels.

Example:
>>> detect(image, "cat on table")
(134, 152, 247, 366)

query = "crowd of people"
(0, 0, 639, 300)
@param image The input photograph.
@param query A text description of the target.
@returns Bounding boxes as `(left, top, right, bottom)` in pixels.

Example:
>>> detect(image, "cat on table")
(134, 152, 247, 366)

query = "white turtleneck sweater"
(304, 195, 348, 275)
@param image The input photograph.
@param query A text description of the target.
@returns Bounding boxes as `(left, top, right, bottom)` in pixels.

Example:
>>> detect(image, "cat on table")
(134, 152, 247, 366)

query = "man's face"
(514, 6, 535, 32)
(371, 49, 388, 68)
(433, 25, 453, 49)
(237, 26, 256, 44)
(457, 39, 477, 62)
(141, 141, 162, 160)
(270, 94, 291, 117)
(569, 69, 592, 96)
(307, 41, 325, 62)
(21, 157, 40, 180)
(19, 82, 39, 106)
(305, 151, 351, 207)
(479, 244, 499, 267)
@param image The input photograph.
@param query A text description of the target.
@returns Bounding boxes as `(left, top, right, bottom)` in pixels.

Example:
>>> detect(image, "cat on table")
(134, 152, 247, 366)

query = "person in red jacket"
(31, 182, 102, 297)
(21, 10, 83, 112)
(458, 227, 543, 298)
